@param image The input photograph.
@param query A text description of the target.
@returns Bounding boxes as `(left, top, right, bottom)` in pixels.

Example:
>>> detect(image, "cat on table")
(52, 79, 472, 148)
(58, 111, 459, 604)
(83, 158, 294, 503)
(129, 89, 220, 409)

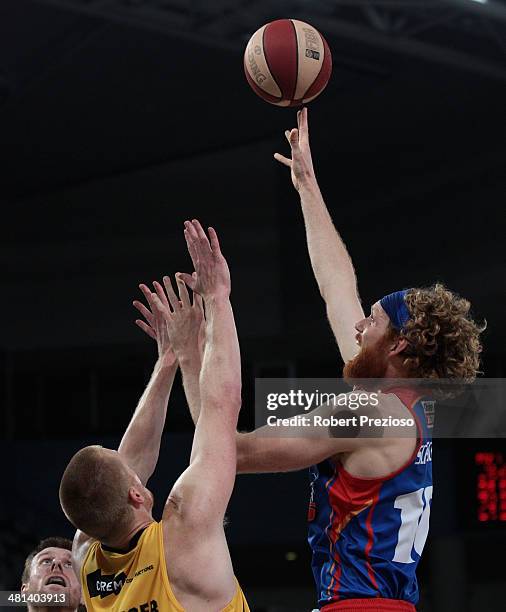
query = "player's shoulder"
(328, 388, 404, 421)
(327, 388, 416, 448)
(72, 530, 96, 575)
(340, 388, 413, 414)
(377, 388, 419, 418)
(73, 529, 94, 555)
(377, 389, 408, 412)
(328, 389, 419, 474)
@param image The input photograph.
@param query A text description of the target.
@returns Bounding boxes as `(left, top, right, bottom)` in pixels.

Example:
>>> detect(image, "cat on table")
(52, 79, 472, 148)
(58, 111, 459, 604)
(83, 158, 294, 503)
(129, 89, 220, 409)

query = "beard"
(343, 334, 391, 382)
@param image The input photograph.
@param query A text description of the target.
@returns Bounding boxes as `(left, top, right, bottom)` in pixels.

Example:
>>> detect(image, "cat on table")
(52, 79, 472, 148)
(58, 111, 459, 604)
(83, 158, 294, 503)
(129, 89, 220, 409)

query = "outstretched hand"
(274, 107, 316, 192)
(151, 275, 205, 362)
(179, 220, 231, 300)
(133, 283, 177, 368)
(135, 278, 205, 363)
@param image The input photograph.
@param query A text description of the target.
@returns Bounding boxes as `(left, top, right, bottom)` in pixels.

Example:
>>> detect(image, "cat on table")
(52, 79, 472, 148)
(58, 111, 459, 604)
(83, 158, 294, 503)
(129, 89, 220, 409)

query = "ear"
(21, 583, 28, 592)
(128, 486, 145, 508)
(389, 336, 408, 356)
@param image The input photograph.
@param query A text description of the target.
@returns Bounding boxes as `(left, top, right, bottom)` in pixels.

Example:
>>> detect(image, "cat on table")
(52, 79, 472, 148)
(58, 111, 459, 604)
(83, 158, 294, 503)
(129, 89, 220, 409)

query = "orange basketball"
(244, 19, 332, 107)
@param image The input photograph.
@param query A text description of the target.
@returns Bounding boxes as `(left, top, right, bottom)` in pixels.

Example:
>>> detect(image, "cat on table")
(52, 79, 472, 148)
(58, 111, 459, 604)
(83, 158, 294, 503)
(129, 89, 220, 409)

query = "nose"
(51, 559, 63, 572)
(355, 318, 366, 333)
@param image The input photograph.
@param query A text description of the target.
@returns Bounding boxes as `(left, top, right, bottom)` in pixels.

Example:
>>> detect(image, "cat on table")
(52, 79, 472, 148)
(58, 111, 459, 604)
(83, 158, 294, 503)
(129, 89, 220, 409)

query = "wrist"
(155, 358, 178, 376)
(203, 293, 230, 305)
(298, 177, 321, 198)
(177, 348, 201, 368)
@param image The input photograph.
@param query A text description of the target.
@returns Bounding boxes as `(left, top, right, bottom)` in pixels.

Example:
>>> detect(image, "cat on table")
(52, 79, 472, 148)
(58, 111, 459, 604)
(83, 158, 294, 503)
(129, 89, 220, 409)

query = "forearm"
(298, 179, 358, 301)
(236, 429, 343, 475)
(236, 431, 285, 474)
(236, 397, 364, 474)
(187, 297, 240, 467)
(200, 297, 241, 412)
(178, 351, 202, 425)
(182, 297, 241, 498)
(118, 360, 177, 484)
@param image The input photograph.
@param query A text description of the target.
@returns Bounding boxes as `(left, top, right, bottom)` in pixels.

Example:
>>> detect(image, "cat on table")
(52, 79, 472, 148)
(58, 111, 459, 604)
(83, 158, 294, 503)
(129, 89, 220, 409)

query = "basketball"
(244, 19, 332, 107)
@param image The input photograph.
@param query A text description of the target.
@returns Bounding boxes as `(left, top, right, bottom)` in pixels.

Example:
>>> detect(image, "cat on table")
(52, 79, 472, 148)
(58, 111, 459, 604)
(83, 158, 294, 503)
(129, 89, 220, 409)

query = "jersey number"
(393, 486, 433, 563)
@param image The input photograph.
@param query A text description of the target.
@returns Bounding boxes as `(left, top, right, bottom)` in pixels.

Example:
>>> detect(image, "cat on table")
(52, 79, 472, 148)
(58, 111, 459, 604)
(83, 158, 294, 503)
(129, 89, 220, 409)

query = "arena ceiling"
(0, 0, 504, 359)
(1, 0, 505, 198)
(0, 1, 505, 432)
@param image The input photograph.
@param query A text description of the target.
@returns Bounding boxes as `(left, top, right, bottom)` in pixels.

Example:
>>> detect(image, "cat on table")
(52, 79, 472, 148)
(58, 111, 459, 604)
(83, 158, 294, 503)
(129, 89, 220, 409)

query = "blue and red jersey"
(308, 389, 433, 608)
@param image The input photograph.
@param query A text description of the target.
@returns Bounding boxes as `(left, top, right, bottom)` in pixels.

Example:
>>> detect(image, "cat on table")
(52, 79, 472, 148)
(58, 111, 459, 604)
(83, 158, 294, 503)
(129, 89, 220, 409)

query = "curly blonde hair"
(399, 283, 485, 381)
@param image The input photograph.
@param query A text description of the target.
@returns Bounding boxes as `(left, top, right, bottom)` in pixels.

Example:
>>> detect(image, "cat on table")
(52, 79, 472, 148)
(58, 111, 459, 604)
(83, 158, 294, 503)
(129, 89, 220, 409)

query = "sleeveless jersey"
(82, 521, 249, 612)
(308, 389, 433, 607)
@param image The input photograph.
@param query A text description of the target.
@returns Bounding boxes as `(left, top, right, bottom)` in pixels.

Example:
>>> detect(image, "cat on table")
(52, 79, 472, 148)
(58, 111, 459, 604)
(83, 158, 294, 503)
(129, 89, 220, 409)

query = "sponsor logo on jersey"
(87, 568, 127, 598)
(86, 564, 155, 599)
(133, 564, 154, 578)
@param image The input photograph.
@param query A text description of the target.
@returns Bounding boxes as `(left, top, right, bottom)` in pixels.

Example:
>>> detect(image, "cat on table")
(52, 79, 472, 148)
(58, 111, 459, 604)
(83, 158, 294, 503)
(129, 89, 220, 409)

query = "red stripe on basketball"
(301, 33, 332, 101)
(262, 19, 298, 101)
(243, 61, 282, 104)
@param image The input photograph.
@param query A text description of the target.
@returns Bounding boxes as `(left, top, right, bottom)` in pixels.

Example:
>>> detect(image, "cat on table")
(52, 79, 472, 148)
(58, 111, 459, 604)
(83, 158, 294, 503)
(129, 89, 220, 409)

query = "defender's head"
(345, 283, 484, 381)
(59, 446, 154, 543)
(21, 537, 81, 610)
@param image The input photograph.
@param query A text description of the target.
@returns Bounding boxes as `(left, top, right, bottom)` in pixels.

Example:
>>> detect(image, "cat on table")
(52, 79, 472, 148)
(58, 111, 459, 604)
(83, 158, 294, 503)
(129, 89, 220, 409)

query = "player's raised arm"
(135, 274, 205, 428)
(157, 221, 242, 609)
(274, 107, 364, 362)
(70, 286, 179, 575)
(117, 283, 178, 485)
(161, 220, 240, 514)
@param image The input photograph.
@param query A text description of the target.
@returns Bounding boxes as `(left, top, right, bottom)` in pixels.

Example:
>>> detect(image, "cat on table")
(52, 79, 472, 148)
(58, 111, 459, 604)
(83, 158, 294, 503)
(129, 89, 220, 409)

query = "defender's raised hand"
(133, 282, 177, 369)
(274, 106, 316, 192)
(152, 275, 205, 362)
(179, 220, 231, 300)
(135, 278, 205, 362)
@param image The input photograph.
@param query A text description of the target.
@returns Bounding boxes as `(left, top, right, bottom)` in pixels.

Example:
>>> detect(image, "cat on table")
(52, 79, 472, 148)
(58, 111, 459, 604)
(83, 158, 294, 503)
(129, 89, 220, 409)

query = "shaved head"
(59, 446, 134, 541)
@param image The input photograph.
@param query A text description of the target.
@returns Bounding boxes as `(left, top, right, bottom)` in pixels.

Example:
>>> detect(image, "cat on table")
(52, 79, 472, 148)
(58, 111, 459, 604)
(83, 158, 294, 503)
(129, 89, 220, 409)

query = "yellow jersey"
(81, 521, 249, 612)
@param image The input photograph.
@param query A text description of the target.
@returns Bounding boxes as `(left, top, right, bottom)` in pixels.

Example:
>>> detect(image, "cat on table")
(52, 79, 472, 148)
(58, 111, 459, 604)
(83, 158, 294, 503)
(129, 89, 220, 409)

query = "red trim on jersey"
(324, 475, 342, 599)
(364, 493, 380, 591)
(325, 472, 384, 599)
(321, 388, 427, 601)
(322, 598, 416, 611)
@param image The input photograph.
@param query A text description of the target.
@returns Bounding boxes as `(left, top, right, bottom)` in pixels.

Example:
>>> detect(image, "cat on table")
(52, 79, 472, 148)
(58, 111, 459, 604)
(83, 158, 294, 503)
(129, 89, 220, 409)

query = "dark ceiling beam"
(34, 0, 506, 81)
(334, 0, 506, 22)
(33, 0, 239, 51)
(443, 0, 506, 23)
(308, 13, 506, 82)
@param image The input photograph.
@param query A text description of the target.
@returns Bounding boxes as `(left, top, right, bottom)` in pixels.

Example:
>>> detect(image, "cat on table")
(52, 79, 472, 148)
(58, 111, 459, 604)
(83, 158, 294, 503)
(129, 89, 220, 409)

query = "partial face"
(22, 547, 81, 608)
(344, 302, 395, 380)
(104, 449, 155, 513)
(354, 302, 391, 350)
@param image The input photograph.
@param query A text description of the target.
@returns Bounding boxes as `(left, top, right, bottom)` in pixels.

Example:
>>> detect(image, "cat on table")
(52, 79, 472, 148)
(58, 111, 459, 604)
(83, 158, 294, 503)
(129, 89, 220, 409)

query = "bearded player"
(137, 111, 483, 612)
(59, 221, 249, 611)
(259, 107, 483, 611)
